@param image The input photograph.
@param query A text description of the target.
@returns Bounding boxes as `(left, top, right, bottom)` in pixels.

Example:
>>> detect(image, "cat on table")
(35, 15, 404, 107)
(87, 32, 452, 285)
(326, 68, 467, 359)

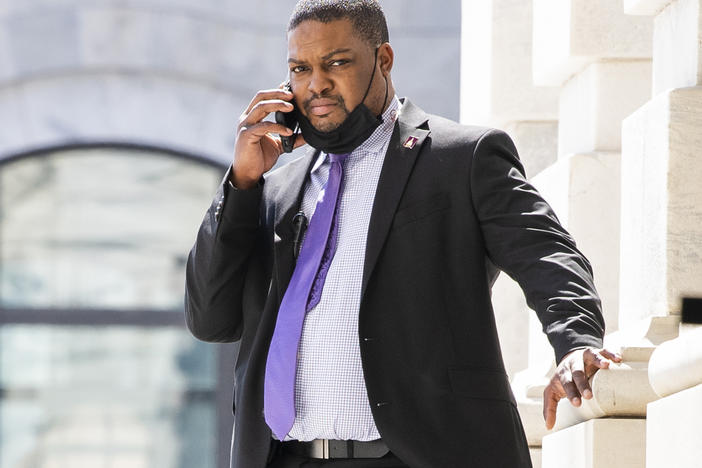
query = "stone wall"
(0, 0, 461, 166)
(461, 0, 702, 466)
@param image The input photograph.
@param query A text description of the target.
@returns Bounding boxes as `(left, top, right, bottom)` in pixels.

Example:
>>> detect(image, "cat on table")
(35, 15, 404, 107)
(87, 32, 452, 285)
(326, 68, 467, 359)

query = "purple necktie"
(264, 152, 349, 440)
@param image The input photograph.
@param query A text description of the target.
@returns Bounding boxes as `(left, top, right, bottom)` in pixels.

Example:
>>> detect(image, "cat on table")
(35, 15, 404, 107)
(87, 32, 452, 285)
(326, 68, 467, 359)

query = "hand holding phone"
(230, 85, 299, 189)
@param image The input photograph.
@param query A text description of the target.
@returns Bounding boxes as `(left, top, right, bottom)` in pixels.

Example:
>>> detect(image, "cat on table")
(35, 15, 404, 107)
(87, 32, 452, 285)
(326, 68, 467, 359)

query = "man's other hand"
(542, 347, 622, 430)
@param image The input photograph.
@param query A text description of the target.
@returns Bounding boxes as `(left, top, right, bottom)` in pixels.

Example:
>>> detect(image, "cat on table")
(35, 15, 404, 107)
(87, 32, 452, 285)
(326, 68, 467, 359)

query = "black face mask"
(294, 48, 388, 154)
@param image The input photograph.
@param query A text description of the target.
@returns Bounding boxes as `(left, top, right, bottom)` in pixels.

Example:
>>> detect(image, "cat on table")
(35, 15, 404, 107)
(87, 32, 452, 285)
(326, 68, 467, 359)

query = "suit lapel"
(361, 99, 430, 298)
(272, 149, 319, 300)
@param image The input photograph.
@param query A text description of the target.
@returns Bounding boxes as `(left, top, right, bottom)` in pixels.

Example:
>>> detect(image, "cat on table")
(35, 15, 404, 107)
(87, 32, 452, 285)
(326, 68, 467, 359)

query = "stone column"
(620, 0, 702, 329)
(539, 0, 702, 465)
(646, 383, 702, 468)
(542, 419, 647, 468)
(531, 0, 652, 336)
(528, 1, 654, 467)
(645, 322, 702, 467)
(461, 0, 560, 177)
(460, 3, 564, 464)
(460, 0, 560, 387)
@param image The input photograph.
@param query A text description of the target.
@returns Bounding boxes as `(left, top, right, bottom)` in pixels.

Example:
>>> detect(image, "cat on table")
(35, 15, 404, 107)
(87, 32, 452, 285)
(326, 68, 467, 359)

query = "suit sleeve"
(184, 166, 264, 343)
(469, 128, 605, 363)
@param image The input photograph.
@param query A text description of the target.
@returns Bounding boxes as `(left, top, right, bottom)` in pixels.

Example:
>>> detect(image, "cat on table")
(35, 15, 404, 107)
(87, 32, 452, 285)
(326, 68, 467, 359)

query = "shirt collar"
(310, 95, 402, 174)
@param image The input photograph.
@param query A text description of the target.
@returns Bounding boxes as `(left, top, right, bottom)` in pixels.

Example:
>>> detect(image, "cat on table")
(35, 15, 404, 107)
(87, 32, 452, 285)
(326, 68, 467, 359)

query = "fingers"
(543, 393, 558, 430)
(239, 121, 293, 141)
(558, 367, 582, 407)
(543, 376, 565, 430)
(570, 356, 592, 400)
(543, 347, 622, 429)
(231, 87, 298, 184)
(592, 352, 611, 370)
(583, 348, 621, 376)
(240, 99, 295, 129)
(244, 89, 293, 115)
(599, 348, 622, 363)
(554, 349, 585, 406)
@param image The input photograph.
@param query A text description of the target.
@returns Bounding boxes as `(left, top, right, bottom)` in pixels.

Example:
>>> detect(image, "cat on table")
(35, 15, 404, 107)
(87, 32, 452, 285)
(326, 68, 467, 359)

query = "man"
(185, 1, 620, 467)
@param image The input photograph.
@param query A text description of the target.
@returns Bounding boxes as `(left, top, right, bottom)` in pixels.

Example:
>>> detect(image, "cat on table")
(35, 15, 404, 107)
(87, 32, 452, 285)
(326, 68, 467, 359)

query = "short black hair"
(288, 0, 390, 47)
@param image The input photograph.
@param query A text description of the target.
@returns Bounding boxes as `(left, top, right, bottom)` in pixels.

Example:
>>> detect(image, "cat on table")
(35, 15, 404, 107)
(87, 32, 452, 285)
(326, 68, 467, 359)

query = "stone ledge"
(552, 346, 659, 431)
(604, 315, 680, 349)
(513, 316, 679, 440)
(648, 325, 702, 397)
(647, 383, 702, 468)
(542, 418, 646, 468)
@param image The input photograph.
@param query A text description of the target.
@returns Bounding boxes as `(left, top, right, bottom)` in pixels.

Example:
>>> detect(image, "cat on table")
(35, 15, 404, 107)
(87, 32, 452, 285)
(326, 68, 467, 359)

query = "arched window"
(0, 144, 234, 468)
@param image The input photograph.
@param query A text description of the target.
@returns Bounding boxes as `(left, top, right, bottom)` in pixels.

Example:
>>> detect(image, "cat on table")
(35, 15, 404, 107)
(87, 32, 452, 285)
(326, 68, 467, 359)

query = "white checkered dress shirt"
(286, 95, 401, 442)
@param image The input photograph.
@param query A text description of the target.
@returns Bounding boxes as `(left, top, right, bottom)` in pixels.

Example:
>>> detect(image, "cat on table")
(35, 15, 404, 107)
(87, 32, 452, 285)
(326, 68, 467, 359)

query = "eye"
(330, 59, 349, 67)
(290, 65, 308, 74)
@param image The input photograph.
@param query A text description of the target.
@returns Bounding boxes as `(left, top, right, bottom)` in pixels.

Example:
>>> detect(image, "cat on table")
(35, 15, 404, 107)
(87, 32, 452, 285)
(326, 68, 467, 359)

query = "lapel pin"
(403, 136, 419, 149)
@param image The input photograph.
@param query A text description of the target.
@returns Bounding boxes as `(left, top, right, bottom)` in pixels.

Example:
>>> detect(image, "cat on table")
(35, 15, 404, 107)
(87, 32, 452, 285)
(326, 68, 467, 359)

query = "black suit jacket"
(184, 99, 605, 468)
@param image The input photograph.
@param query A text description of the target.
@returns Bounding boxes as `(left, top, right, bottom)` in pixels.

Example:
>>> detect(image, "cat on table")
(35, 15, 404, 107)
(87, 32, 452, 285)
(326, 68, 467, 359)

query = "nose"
(307, 68, 333, 96)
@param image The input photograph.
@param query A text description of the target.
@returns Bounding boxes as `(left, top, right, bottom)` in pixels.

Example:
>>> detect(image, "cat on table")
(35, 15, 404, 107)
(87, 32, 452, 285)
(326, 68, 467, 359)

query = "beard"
(302, 94, 351, 132)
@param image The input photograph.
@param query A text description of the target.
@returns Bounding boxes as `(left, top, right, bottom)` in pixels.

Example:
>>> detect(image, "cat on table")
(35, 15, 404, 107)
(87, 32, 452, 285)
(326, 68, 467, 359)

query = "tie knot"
(329, 153, 350, 164)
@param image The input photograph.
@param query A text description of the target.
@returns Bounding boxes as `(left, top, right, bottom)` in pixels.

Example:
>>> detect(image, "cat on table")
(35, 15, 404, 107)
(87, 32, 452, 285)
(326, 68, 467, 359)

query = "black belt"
(282, 438, 390, 459)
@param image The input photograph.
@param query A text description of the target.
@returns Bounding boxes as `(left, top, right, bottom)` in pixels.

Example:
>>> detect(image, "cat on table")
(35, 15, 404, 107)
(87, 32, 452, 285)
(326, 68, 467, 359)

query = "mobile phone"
(275, 81, 299, 153)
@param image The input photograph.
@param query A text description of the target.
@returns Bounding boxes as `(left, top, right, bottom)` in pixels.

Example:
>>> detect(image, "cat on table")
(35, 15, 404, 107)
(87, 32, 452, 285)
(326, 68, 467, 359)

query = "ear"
(378, 43, 394, 76)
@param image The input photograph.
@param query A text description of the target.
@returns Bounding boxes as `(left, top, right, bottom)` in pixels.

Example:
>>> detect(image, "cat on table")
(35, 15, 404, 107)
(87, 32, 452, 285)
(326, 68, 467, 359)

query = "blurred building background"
(0, 1, 460, 467)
